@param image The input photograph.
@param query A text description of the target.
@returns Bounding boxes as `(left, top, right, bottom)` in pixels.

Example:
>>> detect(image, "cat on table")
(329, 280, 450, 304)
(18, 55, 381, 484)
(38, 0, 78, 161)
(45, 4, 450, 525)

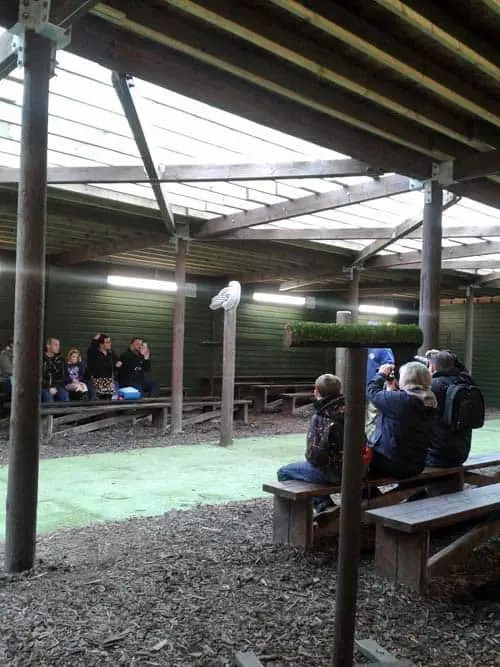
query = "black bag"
(443, 377, 485, 432)
(307, 407, 345, 477)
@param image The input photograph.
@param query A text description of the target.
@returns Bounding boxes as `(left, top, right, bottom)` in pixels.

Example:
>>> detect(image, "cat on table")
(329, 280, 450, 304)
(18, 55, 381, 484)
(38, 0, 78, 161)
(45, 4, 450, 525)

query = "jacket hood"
(403, 385, 437, 408)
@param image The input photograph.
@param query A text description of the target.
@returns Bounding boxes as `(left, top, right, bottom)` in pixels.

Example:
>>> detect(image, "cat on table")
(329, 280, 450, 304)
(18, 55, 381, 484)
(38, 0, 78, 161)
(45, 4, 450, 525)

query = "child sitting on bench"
(277, 373, 345, 516)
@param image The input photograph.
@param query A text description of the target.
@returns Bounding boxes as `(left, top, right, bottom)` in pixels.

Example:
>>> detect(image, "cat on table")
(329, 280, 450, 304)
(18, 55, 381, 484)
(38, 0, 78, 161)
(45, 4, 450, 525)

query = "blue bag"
(118, 386, 141, 400)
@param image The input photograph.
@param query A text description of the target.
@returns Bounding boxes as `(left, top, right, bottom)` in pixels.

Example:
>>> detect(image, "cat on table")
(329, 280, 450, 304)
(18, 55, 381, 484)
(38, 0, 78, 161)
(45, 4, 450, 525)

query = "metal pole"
(418, 180, 442, 354)
(348, 268, 360, 323)
(335, 310, 352, 390)
(5, 30, 52, 573)
(220, 306, 237, 446)
(171, 238, 188, 434)
(333, 347, 367, 667)
(464, 286, 475, 374)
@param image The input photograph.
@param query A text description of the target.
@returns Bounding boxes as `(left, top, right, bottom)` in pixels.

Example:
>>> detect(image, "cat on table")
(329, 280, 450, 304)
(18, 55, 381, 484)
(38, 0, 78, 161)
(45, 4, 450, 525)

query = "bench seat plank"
(366, 482, 500, 533)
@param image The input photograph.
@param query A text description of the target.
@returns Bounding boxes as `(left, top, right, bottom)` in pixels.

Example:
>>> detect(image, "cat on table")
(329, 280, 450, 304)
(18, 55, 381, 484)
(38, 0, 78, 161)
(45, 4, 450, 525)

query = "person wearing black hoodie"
(86, 333, 122, 398)
(426, 350, 474, 467)
(118, 337, 159, 397)
(277, 373, 344, 514)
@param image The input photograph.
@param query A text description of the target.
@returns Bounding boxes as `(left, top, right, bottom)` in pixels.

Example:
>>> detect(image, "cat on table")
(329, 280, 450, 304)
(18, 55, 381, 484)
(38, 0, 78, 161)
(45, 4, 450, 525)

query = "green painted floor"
(0, 424, 499, 537)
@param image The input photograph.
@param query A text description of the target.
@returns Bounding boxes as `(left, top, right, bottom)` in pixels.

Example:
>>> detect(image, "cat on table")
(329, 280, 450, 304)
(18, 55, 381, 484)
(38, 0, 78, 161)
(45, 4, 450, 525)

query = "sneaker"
(313, 497, 335, 517)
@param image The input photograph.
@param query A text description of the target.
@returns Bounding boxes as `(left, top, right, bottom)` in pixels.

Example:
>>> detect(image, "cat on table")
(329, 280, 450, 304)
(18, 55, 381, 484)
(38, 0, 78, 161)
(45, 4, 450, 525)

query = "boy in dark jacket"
(118, 337, 159, 397)
(41, 337, 69, 402)
(277, 373, 344, 515)
(426, 350, 474, 467)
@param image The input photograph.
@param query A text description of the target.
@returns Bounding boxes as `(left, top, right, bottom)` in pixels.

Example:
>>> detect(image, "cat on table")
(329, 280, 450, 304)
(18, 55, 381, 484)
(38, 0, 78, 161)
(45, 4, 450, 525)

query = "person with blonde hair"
(367, 361, 437, 478)
(65, 348, 88, 399)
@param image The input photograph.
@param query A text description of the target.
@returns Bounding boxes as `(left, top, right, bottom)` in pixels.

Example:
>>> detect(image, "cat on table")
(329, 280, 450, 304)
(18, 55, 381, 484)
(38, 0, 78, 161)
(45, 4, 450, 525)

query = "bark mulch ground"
(0, 500, 499, 667)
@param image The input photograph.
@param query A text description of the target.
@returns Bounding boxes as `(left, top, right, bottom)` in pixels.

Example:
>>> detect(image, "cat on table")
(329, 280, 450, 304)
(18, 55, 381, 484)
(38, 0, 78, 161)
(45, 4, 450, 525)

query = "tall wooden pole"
(419, 180, 442, 354)
(333, 347, 367, 667)
(348, 267, 360, 323)
(335, 310, 352, 389)
(220, 306, 237, 446)
(171, 238, 188, 434)
(5, 31, 52, 573)
(464, 285, 475, 374)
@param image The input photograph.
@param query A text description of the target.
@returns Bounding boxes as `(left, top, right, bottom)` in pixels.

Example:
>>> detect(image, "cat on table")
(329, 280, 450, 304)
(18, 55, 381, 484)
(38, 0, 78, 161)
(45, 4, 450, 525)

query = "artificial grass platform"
(0, 425, 499, 537)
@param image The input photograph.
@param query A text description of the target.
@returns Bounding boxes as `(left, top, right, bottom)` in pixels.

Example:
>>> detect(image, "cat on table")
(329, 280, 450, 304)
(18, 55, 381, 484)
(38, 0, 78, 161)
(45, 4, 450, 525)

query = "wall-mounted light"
(107, 274, 196, 297)
(359, 304, 398, 316)
(253, 292, 314, 308)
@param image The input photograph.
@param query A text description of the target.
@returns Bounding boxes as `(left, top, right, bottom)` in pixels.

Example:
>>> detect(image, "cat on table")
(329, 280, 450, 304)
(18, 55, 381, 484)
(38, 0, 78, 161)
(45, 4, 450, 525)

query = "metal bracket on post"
(342, 265, 365, 279)
(432, 160, 456, 186)
(171, 223, 190, 252)
(6, 0, 71, 76)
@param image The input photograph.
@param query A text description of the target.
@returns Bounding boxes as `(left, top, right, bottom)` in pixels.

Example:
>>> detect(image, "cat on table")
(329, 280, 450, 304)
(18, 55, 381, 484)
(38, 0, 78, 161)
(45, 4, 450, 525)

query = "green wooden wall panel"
(44, 270, 213, 393)
(470, 303, 500, 407)
(0, 265, 15, 346)
(439, 304, 465, 357)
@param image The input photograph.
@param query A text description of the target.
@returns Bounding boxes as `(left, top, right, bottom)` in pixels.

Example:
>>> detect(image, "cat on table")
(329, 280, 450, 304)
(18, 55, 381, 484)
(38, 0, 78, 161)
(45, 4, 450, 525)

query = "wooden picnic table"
(253, 383, 314, 412)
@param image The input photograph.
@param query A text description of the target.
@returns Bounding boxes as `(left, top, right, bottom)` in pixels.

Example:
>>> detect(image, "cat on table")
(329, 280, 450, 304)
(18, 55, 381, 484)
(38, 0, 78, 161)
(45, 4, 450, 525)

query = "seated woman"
(367, 361, 437, 479)
(65, 348, 88, 400)
(86, 333, 122, 399)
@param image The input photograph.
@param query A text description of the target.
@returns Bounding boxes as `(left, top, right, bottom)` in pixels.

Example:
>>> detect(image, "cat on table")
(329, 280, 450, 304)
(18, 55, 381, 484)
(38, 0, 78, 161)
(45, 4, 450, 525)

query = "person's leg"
(55, 386, 69, 402)
(277, 461, 337, 511)
(142, 378, 160, 397)
(41, 389, 54, 402)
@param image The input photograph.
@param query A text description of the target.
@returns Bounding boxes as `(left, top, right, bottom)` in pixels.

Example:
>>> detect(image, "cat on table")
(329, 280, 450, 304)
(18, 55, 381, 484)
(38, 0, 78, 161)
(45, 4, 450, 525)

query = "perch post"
(284, 321, 423, 667)
(335, 310, 352, 389)
(209, 281, 241, 446)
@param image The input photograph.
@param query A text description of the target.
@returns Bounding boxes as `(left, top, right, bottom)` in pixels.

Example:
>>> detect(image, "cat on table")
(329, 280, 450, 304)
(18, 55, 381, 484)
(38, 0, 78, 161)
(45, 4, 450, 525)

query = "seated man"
(277, 373, 345, 515)
(0, 336, 13, 397)
(41, 337, 69, 402)
(426, 350, 476, 467)
(118, 337, 160, 397)
(367, 361, 437, 479)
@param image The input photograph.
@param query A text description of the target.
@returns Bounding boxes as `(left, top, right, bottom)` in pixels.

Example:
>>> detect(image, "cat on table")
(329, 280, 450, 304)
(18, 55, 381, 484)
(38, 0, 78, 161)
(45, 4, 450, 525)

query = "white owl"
(209, 280, 241, 311)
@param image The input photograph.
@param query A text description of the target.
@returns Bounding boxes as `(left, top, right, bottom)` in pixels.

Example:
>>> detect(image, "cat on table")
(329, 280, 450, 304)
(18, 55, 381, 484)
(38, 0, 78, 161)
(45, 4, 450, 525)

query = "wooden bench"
(280, 391, 314, 415)
(253, 383, 314, 412)
(40, 397, 252, 440)
(366, 482, 500, 593)
(262, 453, 500, 549)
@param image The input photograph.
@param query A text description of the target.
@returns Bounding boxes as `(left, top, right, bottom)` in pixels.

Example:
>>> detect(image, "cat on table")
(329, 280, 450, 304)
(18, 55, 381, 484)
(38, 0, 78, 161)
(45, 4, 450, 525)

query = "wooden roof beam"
(196, 174, 420, 238)
(351, 194, 460, 266)
(173, 0, 500, 148)
(368, 240, 500, 269)
(213, 223, 500, 242)
(0, 158, 384, 185)
(111, 71, 175, 236)
(53, 231, 170, 267)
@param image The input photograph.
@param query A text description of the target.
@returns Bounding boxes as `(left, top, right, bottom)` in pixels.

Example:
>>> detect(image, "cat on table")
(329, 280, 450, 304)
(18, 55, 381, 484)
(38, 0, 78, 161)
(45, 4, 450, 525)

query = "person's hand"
(141, 344, 150, 360)
(49, 387, 57, 396)
(378, 363, 394, 378)
(115, 361, 122, 368)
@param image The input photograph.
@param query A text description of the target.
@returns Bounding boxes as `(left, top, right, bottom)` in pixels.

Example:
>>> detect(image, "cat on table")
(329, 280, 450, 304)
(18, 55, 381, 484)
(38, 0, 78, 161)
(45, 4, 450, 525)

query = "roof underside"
(1, 0, 500, 300)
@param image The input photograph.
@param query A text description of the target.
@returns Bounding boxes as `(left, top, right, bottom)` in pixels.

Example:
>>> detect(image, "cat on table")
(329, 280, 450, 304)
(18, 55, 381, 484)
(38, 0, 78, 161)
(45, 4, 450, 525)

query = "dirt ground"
(0, 500, 499, 667)
(0, 408, 499, 666)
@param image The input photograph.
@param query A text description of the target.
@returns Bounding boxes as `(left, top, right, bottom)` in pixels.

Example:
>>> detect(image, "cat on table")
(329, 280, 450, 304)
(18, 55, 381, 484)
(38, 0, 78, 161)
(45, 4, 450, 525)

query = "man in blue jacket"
(367, 361, 437, 478)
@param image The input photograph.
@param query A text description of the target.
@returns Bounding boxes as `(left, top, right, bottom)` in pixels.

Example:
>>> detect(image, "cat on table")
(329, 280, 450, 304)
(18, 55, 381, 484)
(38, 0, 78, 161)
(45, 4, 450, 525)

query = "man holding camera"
(119, 337, 160, 397)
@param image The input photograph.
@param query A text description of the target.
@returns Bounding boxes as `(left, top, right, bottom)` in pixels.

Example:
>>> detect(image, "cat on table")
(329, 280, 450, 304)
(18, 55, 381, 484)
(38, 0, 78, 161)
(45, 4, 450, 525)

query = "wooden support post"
(171, 238, 188, 434)
(220, 306, 237, 446)
(5, 30, 52, 573)
(333, 347, 367, 667)
(418, 181, 442, 354)
(464, 285, 474, 374)
(335, 310, 352, 390)
(348, 268, 360, 323)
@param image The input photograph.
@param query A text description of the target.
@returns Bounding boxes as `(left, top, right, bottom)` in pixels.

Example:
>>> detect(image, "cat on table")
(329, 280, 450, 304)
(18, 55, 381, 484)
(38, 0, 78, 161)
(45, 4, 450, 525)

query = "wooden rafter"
(196, 175, 419, 238)
(368, 240, 500, 269)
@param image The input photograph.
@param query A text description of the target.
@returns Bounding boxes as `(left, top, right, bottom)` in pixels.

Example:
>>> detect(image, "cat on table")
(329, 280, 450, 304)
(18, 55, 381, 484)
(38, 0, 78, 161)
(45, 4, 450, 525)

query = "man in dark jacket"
(426, 350, 474, 467)
(119, 337, 159, 397)
(41, 337, 69, 402)
(277, 373, 344, 514)
(367, 361, 437, 478)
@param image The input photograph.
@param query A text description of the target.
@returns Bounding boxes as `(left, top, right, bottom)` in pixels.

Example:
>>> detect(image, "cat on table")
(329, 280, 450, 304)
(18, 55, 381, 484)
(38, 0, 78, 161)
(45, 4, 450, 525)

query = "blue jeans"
(131, 379, 160, 397)
(41, 386, 69, 402)
(277, 460, 340, 508)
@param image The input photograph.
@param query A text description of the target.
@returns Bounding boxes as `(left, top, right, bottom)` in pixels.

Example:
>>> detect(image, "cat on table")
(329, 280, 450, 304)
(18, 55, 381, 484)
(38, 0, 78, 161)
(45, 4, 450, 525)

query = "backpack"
(443, 376, 485, 432)
(306, 402, 372, 479)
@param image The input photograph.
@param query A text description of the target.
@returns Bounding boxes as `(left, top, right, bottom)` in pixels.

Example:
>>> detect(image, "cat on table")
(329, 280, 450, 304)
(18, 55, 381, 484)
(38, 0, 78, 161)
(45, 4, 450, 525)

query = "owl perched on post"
(209, 281, 241, 311)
